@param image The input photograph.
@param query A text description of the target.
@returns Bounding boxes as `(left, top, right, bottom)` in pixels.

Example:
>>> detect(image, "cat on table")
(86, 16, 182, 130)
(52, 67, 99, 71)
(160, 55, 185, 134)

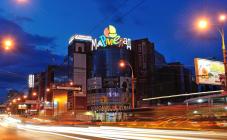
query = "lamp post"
(119, 60, 135, 109)
(32, 92, 40, 114)
(196, 14, 226, 92)
(44, 88, 50, 116)
(219, 26, 227, 92)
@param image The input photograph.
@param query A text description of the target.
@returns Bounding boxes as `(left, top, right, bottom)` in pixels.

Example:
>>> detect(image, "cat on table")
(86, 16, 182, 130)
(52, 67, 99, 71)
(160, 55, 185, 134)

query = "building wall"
(132, 39, 155, 107)
(152, 62, 195, 104)
(53, 90, 68, 115)
(87, 46, 132, 111)
(68, 41, 92, 95)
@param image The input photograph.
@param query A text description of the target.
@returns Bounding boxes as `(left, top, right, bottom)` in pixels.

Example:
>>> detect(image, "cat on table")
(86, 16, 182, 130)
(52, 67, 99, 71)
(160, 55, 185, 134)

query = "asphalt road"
(1, 116, 227, 140)
(0, 125, 106, 140)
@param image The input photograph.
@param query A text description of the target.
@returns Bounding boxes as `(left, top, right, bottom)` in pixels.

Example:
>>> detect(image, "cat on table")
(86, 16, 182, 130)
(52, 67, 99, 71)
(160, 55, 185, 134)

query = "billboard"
(102, 77, 119, 88)
(194, 58, 224, 85)
(120, 77, 132, 92)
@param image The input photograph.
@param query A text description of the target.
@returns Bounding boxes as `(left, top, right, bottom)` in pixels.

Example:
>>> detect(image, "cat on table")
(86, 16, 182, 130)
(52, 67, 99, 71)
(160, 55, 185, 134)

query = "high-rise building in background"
(152, 62, 195, 104)
(7, 89, 21, 100)
(68, 35, 92, 94)
(43, 65, 70, 116)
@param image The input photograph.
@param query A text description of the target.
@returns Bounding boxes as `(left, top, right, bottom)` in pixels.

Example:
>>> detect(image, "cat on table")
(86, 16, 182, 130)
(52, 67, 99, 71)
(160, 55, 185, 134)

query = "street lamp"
(197, 18, 209, 29)
(32, 92, 40, 114)
(23, 95, 27, 99)
(197, 14, 226, 92)
(69, 81, 74, 86)
(119, 59, 135, 109)
(219, 14, 226, 22)
(2, 38, 14, 51)
(13, 99, 17, 103)
(32, 92, 37, 96)
(46, 88, 50, 92)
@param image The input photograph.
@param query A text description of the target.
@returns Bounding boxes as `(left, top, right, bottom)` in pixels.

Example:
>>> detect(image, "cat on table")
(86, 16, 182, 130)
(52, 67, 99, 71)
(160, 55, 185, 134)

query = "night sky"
(0, 0, 226, 102)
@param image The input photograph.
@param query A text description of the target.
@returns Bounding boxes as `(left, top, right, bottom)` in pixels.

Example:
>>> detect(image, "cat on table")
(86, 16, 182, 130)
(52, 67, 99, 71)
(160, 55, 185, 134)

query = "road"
(1, 116, 227, 140)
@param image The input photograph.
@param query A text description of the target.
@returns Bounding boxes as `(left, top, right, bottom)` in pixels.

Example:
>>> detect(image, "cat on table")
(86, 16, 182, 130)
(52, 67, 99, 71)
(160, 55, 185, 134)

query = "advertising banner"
(87, 77, 102, 90)
(120, 77, 132, 92)
(194, 58, 224, 85)
(102, 77, 119, 88)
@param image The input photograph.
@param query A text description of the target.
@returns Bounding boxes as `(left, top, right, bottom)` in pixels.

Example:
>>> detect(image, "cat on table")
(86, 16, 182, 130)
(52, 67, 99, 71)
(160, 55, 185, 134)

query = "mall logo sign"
(93, 25, 131, 50)
(69, 25, 131, 51)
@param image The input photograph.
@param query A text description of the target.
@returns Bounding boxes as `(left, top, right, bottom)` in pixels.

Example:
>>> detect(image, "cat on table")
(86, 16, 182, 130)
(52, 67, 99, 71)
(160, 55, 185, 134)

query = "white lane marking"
(100, 126, 227, 137)
(19, 127, 91, 140)
(18, 124, 126, 140)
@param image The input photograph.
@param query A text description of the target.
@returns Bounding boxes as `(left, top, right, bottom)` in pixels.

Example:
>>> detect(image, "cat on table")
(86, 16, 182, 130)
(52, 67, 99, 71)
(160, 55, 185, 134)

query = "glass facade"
(88, 46, 132, 115)
(91, 46, 131, 78)
(52, 65, 69, 84)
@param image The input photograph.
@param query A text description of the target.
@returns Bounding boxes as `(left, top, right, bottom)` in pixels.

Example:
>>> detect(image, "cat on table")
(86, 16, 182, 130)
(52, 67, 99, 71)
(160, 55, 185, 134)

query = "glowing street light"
(2, 38, 14, 51)
(119, 61, 126, 68)
(32, 92, 37, 96)
(195, 15, 227, 92)
(13, 99, 17, 103)
(46, 88, 50, 92)
(69, 81, 73, 86)
(23, 95, 27, 99)
(219, 14, 226, 22)
(197, 18, 209, 30)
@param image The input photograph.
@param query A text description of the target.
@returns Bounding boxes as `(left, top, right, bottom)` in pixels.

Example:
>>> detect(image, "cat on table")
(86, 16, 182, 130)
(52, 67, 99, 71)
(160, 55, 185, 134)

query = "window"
(138, 44, 142, 53)
(78, 47, 82, 53)
(75, 43, 85, 52)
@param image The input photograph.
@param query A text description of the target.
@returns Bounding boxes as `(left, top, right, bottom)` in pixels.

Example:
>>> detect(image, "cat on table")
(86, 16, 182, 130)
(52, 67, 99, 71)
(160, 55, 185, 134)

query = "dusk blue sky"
(0, 0, 226, 102)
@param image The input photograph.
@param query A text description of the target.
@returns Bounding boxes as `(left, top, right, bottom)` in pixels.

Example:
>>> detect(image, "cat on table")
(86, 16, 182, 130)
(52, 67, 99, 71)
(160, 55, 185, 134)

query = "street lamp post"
(32, 92, 40, 114)
(119, 60, 135, 109)
(197, 14, 226, 92)
(218, 27, 227, 92)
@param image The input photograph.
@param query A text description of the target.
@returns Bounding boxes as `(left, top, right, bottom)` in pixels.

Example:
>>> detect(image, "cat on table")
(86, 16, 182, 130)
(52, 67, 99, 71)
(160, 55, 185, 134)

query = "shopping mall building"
(68, 25, 160, 121)
(25, 25, 193, 122)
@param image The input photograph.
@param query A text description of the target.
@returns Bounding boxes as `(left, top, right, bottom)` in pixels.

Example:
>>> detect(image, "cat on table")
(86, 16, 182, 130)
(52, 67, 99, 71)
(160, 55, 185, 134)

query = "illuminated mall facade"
(25, 25, 194, 122)
(68, 25, 136, 121)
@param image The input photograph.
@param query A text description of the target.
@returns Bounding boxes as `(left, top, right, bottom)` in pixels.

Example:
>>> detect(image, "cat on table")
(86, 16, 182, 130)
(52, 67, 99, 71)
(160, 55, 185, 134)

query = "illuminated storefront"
(84, 25, 133, 122)
(68, 25, 162, 121)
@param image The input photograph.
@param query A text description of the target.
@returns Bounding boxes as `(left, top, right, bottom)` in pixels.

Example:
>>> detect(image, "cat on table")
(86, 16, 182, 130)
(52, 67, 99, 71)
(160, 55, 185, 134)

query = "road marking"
(18, 127, 91, 140)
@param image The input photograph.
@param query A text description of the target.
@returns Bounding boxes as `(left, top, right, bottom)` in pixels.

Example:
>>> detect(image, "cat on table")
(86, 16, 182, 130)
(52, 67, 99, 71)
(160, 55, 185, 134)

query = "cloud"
(0, 16, 64, 98)
(14, 16, 34, 23)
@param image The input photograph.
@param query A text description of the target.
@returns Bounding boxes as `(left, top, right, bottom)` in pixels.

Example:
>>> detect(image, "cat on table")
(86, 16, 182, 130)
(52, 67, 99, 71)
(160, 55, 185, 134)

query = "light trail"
(143, 90, 223, 101)
(1, 116, 226, 140)
(18, 128, 91, 140)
